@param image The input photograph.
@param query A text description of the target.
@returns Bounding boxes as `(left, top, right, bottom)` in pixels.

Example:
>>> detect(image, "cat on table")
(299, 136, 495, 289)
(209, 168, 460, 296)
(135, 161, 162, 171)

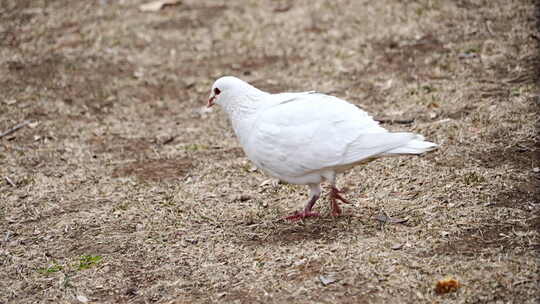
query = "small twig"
(375, 117, 415, 124)
(4, 176, 16, 187)
(513, 280, 531, 287)
(374, 212, 408, 224)
(274, 4, 292, 12)
(394, 205, 425, 217)
(162, 136, 175, 145)
(4, 231, 12, 242)
(504, 73, 532, 84)
(484, 19, 495, 37)
(0, 120, 31, 139)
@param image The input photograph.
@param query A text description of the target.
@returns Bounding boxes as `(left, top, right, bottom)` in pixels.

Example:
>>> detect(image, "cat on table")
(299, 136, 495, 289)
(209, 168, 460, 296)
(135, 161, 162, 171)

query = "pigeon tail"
(384, 134, 438, 155)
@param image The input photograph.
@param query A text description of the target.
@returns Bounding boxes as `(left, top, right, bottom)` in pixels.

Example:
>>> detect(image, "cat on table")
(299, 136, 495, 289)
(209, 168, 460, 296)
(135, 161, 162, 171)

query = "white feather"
(209, 76, 438, 217)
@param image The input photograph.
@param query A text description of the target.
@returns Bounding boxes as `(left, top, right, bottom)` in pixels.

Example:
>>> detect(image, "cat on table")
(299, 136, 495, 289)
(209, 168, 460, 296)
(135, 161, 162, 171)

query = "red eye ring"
(214, 87, 221, 95)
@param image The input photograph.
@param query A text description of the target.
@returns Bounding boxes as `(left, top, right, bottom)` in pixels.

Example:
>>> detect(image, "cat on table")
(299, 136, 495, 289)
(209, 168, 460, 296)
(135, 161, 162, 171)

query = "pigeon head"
(207, 76, 262, 108)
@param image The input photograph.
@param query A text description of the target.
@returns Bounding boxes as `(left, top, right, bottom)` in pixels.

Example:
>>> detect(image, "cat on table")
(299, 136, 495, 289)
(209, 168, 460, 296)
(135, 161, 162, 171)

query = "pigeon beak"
(207, 96, 216, 108)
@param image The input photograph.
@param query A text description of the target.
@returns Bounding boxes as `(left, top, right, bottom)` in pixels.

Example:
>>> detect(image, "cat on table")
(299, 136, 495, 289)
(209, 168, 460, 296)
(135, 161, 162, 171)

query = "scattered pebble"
(533, 167, 539, 173)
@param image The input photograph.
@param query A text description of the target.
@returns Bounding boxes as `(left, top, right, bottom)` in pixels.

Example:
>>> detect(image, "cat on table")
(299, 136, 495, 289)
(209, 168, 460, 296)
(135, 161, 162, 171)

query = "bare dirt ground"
(1, 0, 539, 303)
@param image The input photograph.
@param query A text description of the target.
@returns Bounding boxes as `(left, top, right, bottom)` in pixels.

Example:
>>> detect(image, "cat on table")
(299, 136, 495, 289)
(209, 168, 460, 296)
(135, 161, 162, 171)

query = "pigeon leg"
(329, 186, 351, 216)
(285, 184, 321, 221)
(326, 172, 351, 216)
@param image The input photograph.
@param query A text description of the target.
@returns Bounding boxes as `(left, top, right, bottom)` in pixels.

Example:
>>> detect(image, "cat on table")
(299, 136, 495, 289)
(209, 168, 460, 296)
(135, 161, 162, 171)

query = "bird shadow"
(235, 214, 377, 246)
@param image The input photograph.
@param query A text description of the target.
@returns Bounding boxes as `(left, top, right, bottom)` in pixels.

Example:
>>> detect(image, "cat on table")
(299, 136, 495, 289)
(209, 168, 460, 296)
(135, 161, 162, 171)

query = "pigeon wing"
(247, 93, 401, 177)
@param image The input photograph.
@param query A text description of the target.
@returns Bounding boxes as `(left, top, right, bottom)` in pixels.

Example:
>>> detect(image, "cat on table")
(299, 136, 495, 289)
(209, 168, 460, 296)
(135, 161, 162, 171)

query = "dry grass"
(1, 0, 539, 303)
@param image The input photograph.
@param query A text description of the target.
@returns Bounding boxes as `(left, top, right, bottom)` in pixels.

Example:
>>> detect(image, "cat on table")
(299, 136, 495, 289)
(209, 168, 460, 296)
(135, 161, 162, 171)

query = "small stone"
(458, 52, 478, 59)
(234, 194, 252, 202)
(391, 243, 403, 250)
(133, 69, 144, 78)
(319, 275, 337, 286)
(533, 167, 539, 173)
(76, 295, 89, 303)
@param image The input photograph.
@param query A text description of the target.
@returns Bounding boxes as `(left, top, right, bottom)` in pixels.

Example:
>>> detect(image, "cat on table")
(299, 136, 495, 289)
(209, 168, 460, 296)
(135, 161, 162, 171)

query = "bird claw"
(330, 187, 351, 204)
(331, 205, 342, 217)
(330, 187, 350, 216)
(285, 211, 320, 221)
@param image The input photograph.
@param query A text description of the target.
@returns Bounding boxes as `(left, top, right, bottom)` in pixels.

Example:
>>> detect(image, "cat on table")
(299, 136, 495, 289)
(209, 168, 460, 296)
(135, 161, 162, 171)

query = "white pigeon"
(207, 76, 437, 220)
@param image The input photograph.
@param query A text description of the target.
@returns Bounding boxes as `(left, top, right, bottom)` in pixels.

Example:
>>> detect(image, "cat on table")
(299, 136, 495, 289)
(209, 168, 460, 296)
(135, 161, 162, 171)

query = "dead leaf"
(139, 0, 181, 12)
(319, 275, 337, 286)
(374, 213, 408, 224)
(274, 4, 292, 12)
(216, 292, 227, 298)
(76, 295, 89, 303)
(435, 278, 460, 294)
(259, 179, 273, 187)
(259, 179, 280, 187)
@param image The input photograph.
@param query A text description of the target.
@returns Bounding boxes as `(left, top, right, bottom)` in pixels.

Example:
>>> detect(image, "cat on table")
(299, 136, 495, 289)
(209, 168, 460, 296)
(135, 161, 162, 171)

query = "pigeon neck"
(221, 88, 268, 119)
(221, 89, 268, 147)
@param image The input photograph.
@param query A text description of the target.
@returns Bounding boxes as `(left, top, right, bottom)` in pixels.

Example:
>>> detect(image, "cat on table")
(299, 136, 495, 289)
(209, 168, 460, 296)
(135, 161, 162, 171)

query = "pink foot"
(330, 187, 350, 217)
(331, 200, 342, 217)
(285, 211, 320, 221)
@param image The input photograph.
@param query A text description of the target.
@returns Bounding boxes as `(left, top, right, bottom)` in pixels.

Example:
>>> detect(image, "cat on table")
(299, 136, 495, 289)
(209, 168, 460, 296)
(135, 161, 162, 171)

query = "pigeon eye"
(214, 88, 221, 95)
